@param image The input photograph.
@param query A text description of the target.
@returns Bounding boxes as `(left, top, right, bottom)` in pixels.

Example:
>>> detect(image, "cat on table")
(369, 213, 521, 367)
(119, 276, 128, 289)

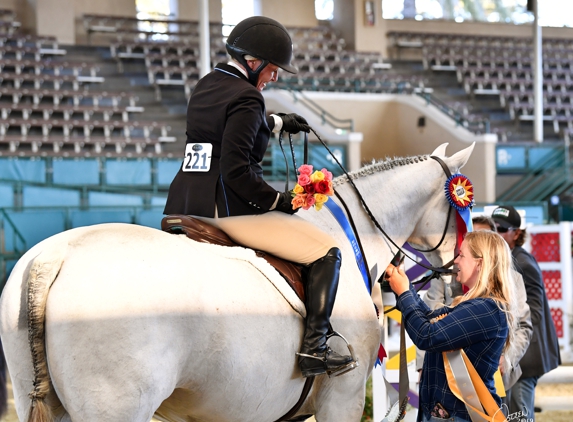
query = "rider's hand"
(277, 113, 310, 134)
(384, 263, 409, 296)
(275, 191, 298, 215)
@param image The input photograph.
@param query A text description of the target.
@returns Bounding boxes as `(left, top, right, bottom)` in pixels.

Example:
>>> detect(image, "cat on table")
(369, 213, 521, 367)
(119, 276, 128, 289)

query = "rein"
(305, 128, 458, 276)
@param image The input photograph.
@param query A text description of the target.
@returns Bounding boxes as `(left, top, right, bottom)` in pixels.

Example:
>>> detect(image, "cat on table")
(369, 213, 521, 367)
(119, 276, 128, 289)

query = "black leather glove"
(277, 113, 310, 134)
(275, 191, 298, 215)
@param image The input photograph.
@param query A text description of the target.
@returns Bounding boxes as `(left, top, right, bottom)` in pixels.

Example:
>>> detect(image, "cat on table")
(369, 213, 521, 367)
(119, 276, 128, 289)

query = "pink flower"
(321, 168, 333, 181)
(303, 194, 316, 210)
(298, 164, 313, 176)
(297, 174, 311, 186)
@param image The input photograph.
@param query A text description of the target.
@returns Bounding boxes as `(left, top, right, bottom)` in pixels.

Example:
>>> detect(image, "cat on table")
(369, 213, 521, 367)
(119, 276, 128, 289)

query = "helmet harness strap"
(227, 44, 269, 87)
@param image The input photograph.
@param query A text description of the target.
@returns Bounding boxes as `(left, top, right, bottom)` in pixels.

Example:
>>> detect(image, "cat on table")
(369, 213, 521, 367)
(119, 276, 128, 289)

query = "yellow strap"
(443, 351, 508, 422)
(493, 369, 505, 398)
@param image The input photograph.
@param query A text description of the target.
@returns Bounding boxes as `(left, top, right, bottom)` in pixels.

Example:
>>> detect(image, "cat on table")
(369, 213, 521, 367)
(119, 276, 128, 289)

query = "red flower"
(304, 183, 316, 194)
(316, 180, 331, 194)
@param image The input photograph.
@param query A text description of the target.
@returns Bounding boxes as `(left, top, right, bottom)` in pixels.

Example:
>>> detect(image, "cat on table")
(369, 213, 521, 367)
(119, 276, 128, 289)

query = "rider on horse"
(164, 16, 356, 378)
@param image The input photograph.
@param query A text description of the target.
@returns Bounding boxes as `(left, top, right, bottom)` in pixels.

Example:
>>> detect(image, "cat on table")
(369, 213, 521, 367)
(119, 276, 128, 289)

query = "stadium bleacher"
(386, 29, 573, 142)
(0, 12, 181, 158)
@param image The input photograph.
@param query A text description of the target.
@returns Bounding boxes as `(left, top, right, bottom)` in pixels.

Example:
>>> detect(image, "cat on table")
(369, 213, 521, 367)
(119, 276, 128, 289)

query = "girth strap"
(273, 377, 315, 422)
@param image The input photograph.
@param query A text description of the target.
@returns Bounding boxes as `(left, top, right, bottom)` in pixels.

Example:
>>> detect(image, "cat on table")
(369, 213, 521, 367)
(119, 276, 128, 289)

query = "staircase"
(387, 60, 564, 142)
(496, 147, 571, 202)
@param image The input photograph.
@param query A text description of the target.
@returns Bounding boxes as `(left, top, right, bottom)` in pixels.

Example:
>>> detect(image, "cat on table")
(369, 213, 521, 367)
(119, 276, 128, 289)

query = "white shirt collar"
(227, 61, 248, 79)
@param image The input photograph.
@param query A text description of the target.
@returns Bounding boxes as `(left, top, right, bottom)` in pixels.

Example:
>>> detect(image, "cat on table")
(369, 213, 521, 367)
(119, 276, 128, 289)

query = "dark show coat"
(164, 63, 278, 217)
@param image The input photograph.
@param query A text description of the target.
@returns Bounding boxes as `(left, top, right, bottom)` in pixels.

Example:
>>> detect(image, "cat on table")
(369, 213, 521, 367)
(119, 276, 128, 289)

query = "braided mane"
(332, 154, 430, 187)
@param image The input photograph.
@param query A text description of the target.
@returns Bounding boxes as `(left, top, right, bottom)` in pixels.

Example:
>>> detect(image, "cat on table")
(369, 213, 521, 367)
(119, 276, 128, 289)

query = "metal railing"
(279, 86, 490, 136)
(285, 88, 354, 133)
(416, 91, 491, 134)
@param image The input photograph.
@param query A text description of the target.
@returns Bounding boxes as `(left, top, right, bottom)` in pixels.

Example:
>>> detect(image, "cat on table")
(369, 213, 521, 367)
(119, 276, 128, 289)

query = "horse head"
(406, 142, 475, 269)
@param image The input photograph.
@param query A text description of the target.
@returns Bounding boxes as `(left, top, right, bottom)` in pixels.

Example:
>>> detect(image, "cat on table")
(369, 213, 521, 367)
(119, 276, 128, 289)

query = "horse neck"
(328, 157, 445, 268)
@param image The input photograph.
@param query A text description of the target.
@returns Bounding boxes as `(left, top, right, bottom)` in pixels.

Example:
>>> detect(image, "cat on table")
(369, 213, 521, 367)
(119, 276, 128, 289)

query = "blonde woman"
(386, 231, 516, 422)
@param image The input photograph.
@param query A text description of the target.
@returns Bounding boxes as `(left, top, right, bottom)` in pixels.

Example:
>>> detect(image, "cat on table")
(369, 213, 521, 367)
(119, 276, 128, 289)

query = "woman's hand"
(384, 263, 410, 296)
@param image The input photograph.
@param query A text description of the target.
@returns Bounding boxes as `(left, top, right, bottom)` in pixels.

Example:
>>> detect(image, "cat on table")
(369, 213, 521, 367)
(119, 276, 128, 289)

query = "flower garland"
(291, 164, 334, 211)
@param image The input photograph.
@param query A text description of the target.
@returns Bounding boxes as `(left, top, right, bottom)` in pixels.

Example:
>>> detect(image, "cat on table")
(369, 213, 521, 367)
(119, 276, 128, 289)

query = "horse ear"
(430, 143, 448, 157)
(447, 142, 475, 171)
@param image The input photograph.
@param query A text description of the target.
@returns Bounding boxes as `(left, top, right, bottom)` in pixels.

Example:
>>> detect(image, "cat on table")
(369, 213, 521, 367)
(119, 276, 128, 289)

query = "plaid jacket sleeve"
(397, 285, 506, 352)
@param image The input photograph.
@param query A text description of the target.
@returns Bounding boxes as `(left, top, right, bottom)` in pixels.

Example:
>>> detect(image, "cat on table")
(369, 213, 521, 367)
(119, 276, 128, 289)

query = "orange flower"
(291, 193, 307, 209)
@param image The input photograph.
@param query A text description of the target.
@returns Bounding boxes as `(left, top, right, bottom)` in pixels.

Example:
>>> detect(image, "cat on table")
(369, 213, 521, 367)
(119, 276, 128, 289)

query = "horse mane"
(332, 154, 430, 187)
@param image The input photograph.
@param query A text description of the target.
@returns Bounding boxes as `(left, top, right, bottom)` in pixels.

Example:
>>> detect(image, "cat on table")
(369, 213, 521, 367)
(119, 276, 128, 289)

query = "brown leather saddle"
(161, 215, 306, 302)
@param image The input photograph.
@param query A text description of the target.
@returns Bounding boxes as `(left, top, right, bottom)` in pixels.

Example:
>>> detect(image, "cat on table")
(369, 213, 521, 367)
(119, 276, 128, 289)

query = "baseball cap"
(491, 205, 521, 230)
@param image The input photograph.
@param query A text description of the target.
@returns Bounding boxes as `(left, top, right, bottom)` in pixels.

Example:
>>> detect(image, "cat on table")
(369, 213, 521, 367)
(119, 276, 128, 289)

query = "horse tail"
(26, 243, 67, 422)
(0, 339, 7, 419)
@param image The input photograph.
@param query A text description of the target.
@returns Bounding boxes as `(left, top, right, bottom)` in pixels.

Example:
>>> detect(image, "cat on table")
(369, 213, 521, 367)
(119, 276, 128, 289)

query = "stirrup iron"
(325, 330, 359, 378)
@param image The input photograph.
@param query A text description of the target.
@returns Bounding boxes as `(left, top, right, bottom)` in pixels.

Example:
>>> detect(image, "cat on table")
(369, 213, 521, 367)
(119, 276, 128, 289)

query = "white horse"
(0, 143, 474, 422)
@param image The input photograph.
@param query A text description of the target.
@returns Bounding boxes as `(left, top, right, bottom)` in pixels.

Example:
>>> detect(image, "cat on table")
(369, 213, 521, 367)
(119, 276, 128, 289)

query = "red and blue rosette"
(444, 173, 474, 237)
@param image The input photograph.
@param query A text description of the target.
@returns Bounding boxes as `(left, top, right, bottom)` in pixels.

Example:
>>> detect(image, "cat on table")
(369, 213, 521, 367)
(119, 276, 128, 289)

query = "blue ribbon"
(459, 208, 473, 233)
(324, 198, 371, 294)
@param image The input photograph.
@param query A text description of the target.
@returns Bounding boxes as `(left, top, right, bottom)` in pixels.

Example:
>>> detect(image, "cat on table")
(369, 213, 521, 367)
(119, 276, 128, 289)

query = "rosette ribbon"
(444, 173, 474, 249)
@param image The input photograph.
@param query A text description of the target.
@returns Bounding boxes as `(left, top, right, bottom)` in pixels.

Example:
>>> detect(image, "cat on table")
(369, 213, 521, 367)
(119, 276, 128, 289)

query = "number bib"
(182, 143, 213, 172)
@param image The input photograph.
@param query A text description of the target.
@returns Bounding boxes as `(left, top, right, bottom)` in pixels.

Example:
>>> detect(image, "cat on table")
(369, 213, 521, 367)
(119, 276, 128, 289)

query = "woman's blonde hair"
(452, 230, 517, 352)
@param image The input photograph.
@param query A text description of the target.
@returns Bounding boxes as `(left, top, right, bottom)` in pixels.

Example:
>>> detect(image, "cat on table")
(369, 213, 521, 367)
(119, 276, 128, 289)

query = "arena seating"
(0, 14, 177, 157)
(388, 30, 573, 141)
(95, 14, 422, 98)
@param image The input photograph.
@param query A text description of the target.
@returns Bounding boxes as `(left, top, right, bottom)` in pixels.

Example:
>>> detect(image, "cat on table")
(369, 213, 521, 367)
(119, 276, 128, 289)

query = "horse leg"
(312, 374, 367, 422)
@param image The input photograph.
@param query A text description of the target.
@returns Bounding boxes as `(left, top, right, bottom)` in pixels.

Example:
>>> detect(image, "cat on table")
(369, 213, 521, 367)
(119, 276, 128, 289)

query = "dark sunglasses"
(496, 226, 516, 233)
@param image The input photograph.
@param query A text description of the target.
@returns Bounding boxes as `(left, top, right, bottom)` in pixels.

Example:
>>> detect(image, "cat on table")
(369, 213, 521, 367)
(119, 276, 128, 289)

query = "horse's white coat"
(0, 143, 474, 422)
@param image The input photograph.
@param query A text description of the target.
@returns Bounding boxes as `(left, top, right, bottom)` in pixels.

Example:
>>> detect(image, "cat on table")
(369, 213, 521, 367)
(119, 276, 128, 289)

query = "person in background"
(491, 205, 561, 420)
(387, 230, 517, 422)
(163, 16, 355, 379)
(419, 215, 532, 400)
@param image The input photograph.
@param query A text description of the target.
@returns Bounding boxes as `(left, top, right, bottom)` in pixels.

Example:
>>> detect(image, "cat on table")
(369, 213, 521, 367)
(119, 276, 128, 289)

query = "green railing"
(497, 147, 568, 202)
(0, 208, 26, 255)
(0, 208, 27, 288)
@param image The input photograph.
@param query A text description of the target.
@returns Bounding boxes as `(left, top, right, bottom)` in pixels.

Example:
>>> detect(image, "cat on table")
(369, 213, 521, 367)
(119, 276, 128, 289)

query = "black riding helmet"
(225, 16, 298, 87)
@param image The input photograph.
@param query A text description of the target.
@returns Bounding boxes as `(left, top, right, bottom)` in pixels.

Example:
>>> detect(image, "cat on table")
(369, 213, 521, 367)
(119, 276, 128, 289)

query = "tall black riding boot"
(297, 247, 355, 378)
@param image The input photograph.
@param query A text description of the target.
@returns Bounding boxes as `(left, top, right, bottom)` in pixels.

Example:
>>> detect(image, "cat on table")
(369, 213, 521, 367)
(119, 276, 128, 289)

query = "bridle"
(278, 129, 461, 275)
